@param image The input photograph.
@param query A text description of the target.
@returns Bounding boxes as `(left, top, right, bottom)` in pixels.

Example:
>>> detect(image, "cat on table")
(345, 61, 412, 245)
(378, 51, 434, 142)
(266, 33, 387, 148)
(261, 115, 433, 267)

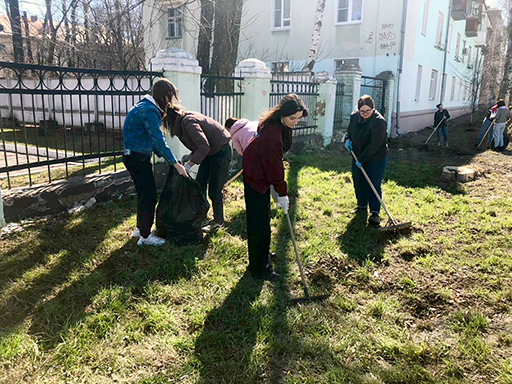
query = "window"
(467, 46, 472, 68)
(422, 0, 429, 36)
(271, 62, 290, 72)
(167, 7, 183, 38)
(455, 33, 461, 60)
(334, 58, 360, 71)
(336, 0, 363, 24)
(463, 82, 467, 101)
(415, 65, 423, 101)
(273, 0, 291, 30)
(447, 23, 452, 52)
(462, 40, 466, 63)
(450, 76, 456, 101)
(429, 69, 438, 100)
(435, 11, 444, 47)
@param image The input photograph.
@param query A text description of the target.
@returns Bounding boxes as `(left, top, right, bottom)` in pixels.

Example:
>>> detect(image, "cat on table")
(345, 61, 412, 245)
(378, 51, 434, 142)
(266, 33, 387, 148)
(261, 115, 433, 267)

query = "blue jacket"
(123, 96, 177, 164)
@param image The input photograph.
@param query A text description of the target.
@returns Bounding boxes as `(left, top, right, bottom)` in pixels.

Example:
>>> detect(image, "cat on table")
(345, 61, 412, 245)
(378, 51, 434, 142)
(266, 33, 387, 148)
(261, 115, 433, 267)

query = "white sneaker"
(132, 228, 141, 238)
(137, 233, 166, 246)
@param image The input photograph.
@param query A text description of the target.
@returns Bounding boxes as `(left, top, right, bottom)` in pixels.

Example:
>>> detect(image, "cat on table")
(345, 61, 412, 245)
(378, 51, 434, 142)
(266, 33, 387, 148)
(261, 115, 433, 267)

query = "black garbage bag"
(156, 167, 209, 245)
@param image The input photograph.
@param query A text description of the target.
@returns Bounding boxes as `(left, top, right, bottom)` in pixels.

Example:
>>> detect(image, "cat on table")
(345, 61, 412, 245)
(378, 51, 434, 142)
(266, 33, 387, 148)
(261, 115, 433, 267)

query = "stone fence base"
(2, 163, 169, 222)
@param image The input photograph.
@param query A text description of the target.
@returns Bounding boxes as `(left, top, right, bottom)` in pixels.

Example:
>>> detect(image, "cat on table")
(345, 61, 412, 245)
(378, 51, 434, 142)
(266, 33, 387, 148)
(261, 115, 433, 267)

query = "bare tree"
(499, 4, 512, 100)
(303, 0, 326, 72)
(197, 0, 214, 74)
(22, 11, 33, 63)
(5, 0, 24, 62)
(209, 0, 244, 78)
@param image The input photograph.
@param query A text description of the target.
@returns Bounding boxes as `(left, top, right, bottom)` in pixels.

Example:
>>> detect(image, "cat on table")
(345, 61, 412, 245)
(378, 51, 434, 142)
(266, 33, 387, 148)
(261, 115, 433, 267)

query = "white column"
(335, 64, 363, 129)
(150, 48, 203, 162)
(235, 59, 271, 121)
(312, 71, 337, 146)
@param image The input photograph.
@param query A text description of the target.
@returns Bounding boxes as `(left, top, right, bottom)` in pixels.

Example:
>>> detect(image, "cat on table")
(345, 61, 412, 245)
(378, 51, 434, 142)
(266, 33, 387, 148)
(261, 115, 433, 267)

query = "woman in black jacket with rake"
(344, 95, 388, 226)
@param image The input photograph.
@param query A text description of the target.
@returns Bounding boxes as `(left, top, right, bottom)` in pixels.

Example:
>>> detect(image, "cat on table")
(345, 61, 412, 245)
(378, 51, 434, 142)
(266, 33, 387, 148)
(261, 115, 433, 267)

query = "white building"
(143, 0, 490, 133)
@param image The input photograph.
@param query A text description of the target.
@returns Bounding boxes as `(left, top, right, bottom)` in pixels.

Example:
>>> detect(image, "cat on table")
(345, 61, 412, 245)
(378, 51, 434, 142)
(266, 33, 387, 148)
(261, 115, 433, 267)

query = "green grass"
(0, 115, 512, 383)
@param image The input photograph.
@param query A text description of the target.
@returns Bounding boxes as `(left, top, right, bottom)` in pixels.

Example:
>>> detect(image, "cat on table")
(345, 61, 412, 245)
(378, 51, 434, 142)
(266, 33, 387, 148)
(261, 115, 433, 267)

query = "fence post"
(335, 64, 362, 129)
(377, 71, 395, 136)
(312, 71, 337, 147)
(0, 187, 5, 228)
(150, 48, 202, 162)
(235, 59, 271, 120)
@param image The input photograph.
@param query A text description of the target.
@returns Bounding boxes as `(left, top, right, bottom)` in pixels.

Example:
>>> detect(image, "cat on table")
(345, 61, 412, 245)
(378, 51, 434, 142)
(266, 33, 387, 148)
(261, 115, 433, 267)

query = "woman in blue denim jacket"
(123, 78, 188, 246)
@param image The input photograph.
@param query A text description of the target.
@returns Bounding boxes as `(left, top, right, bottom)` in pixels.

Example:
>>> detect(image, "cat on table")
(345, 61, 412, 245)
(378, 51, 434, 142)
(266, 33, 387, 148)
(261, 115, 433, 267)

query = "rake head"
(378, 220, 412, 232)
(289, 294, 330, 304)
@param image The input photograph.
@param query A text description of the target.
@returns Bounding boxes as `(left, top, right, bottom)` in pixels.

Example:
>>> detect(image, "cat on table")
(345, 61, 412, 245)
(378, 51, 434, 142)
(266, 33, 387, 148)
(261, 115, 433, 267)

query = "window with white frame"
(429, 69, 438, 100)
(450, 76, 456, 101)
(167, 7, 183, 38)
(455, 33, 461, 60)
(435, 11, 444, 47)
(422, 0, 430, 36)
(462, 40, 466, 62)
(447, 23, 452, 52)
(273, 0, 291, 30)
(467, 46, 472, 67)
(415, 64, 423, 101)
(336, 0, 363, 24)
(463, 82, 467, 101)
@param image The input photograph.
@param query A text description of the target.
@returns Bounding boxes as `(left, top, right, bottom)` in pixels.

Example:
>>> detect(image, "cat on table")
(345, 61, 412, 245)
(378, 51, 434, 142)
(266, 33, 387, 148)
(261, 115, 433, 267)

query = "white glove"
(277, 195, 289, 214)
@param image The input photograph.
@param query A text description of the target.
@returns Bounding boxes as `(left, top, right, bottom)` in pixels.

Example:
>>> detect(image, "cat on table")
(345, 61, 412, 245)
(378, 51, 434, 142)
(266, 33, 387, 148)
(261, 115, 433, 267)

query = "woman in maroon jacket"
(243, 94, 308, 281)
(165, 106, 232, 228)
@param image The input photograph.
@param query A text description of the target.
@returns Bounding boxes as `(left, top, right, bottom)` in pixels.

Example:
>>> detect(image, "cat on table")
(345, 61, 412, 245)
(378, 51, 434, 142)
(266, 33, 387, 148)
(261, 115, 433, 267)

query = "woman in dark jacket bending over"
(344, 95, 388, 226)
(243, 94, 308, 281)
(165, 106, 231, 229)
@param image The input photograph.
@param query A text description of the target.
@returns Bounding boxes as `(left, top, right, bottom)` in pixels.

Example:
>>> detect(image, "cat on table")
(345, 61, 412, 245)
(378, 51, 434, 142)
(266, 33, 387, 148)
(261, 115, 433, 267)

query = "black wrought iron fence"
(334, 82, 345, 131)
(360, 76, 387, 116)
(200, 75, 244, 126)
(269, 77, 319, 137)
(0, 61, 163, 189)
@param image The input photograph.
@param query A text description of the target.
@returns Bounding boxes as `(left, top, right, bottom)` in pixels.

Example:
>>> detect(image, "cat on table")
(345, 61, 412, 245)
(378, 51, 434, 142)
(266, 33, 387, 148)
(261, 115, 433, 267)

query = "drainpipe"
(439, 0, 452, 105)
(395, 0, 408, 137)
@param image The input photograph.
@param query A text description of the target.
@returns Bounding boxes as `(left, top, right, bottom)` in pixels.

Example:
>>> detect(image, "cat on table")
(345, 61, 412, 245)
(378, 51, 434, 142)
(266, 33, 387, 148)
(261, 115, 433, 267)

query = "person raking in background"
(434, 103, 450, 148)
(225, 118, 258, 156)
(123, 78, 188, 246)
(165, 106, 232, 232)
(344, 94, 388, 226)
(491, 99, 509, 151)
(242, 94, 308, 282)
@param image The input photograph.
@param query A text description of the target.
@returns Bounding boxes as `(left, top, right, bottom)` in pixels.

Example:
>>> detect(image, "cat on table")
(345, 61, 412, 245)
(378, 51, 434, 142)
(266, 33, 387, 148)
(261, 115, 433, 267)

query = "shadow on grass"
(0, 196, 209, 351)
(194, 270, 264, 383)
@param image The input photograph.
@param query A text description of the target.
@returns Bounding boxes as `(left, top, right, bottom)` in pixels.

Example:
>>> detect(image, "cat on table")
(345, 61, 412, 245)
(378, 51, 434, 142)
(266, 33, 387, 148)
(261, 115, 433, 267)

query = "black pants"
(123, 152, 156, 238)
(196, 144, 232, 224)
(244, 180, 272, 276)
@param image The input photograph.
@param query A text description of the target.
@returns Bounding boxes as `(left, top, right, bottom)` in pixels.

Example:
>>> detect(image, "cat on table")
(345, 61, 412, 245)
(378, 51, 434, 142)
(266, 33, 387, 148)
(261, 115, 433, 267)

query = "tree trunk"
(499, 6, 512, 100)
(303, 0, 326, 72)
(197, 0, 214, 75)
(7, 0, 24, 62)
(22, 11, 33, 63)
(210, 0, 243, 84)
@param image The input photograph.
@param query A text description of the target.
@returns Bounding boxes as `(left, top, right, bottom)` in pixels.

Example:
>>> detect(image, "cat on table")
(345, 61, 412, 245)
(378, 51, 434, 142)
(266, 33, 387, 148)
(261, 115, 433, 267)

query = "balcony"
(465, 17, 479, 37)
(452, 0, 468, 20)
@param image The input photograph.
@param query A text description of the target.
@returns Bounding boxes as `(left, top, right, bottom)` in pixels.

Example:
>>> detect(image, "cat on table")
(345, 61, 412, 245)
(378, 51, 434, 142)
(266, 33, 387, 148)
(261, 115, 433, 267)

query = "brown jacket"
(171, 111, 231, 164)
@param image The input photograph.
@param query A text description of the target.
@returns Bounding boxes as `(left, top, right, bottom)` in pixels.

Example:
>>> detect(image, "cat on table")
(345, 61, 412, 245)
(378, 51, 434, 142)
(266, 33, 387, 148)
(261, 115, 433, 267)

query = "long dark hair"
(164, 105, 183, 136)
(497, 99, 506, 108)
(260, 93, 308, 126)
(259, 94, 308, 152)
(151, 78, 180, 112)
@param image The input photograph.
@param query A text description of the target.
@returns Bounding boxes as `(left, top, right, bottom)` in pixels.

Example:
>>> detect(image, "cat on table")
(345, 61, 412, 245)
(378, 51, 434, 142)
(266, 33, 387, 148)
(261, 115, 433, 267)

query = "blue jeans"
(437, 126, 448, 144)
(352, 157, 387, 214)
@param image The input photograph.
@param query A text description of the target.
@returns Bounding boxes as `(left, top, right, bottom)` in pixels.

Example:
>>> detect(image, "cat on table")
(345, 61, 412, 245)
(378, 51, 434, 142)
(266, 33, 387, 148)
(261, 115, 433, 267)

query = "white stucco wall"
(142, 0, 488, 133)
